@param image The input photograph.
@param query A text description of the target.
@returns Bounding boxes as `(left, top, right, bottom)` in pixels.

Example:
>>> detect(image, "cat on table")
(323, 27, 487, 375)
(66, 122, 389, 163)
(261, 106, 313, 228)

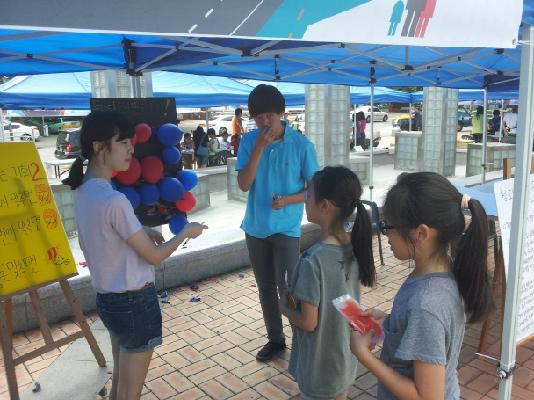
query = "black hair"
(235, 108, 242, 116)
(383, 172, 491, 323)
(311, 166, 376, 287)
(62, 111, 134, 190)
(207, 128, 216, 136)
(184, 132, 192, 138)
(493, 109, 501, 116)
(477, 105, 484, 115)
(248, 84, 285, 117)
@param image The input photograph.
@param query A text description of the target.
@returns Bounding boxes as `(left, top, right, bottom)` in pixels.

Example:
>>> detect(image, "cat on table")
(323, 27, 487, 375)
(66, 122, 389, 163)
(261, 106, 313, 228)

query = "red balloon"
(141, 156, 164, 184)
(175, 191, 196, 212)
(135, 123, 152, 143)
(115, 157, 141, 185)
(111, 170, 118, 178)
(131, 134, 138, 147)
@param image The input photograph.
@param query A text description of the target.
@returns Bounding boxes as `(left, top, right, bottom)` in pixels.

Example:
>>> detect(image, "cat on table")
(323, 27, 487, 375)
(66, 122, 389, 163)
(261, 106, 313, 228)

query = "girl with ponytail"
(279, 165, 375, 400)
(64, 111, 206, 399)
(350, 171, 491, 400)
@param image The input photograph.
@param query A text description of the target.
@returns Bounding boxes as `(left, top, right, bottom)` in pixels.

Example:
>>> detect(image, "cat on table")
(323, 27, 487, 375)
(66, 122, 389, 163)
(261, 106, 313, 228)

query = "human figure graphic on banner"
(401, 0, 426, 37)
(63, 111, 206, 400)
(236, 84, 319, 362)
(415, 0, 438, 37)
(388, 0, 405, 36)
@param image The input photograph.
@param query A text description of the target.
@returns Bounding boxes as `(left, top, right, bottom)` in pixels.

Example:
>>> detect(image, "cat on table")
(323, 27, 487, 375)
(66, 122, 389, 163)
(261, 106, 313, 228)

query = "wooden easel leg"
(59, 280, 106, 367)
(478, 232, 506, 353)
(29, 290, 54, 345)
(0, 298, 20, 400)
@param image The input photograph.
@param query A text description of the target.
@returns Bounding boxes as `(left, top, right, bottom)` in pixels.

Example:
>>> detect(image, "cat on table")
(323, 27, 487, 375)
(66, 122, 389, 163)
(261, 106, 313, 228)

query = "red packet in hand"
(332, 295, 383, 348)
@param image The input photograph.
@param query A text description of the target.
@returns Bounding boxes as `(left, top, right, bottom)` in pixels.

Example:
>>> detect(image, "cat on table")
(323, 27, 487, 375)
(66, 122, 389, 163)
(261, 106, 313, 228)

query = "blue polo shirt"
(236, 123, 319, 238)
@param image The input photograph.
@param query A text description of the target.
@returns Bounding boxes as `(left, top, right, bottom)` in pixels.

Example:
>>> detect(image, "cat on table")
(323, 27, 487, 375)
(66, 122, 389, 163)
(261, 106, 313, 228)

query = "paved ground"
(1, 232, 533, 400)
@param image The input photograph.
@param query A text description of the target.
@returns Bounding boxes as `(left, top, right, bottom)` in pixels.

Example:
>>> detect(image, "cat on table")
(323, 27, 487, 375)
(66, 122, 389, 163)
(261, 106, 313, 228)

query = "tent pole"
(498, 23, 534, 400)
(353, 103, 357, 148)
(0, 108, 5, 142)
(369, 83, 374, 201)
(481, 87, 488, 183)
(500, 99, 504, 142)
(408, 102, 412, 132)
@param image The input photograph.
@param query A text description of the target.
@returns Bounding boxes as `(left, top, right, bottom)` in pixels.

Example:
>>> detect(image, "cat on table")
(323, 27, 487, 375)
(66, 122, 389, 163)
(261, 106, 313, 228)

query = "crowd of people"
(65, 84, 493, 400)
(181, 108, 244, 169)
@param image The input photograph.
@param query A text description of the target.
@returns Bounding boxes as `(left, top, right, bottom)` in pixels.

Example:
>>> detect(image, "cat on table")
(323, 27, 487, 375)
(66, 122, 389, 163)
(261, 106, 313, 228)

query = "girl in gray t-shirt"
(279, 166, 377, 399)
(350, 172, 492, 400)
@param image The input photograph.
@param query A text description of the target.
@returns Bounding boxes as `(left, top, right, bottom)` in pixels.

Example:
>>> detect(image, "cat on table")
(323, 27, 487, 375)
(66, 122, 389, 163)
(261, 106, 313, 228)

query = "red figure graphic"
(415, 0, 438, 38)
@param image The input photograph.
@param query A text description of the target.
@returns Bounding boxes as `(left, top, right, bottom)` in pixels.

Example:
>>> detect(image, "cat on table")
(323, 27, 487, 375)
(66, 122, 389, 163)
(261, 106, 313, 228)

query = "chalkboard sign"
(90, 98, 177, 126)
(0, 142, 77, 297)
(494, 176, 534, 344)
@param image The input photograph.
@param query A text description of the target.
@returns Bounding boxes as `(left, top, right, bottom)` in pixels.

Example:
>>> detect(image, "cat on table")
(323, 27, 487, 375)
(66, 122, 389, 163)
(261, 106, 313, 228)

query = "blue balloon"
(169, 214, 188, 235)
(158, 177, 184, 202)
(157, 124, 183, 146)
(118, 186, 141, 209)
(139, 183, 160, 206)
(162, 146, 181, 164)
(177, 170, 198, 191)
(110, 180, 117, 190)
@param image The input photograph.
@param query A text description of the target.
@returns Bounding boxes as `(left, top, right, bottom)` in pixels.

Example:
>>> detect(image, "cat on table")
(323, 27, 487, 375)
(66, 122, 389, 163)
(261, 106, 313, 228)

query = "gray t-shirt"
(288, 242, 360, 399)
(378, 272, 465, 400)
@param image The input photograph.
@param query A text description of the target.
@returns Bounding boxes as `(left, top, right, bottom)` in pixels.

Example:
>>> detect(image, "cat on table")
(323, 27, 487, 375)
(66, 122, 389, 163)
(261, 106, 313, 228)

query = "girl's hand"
(185, 222, 208, 238)
(350, 329, 375, 360)
(144, 227, 165, 245)
(364, 308, 387, 323)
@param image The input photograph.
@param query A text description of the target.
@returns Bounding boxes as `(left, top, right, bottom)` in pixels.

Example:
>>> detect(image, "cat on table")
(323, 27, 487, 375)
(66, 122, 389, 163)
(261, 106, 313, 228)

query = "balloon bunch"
(112, 122, 199, 234)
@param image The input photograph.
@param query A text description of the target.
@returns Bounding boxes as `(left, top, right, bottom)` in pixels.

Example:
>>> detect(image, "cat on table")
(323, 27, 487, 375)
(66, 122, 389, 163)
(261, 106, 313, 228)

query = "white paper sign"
(494, 176, 534, 343)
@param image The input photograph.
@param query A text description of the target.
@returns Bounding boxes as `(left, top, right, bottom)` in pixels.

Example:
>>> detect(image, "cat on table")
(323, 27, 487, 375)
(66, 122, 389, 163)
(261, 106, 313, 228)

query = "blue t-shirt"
(236, 123, 319, 238)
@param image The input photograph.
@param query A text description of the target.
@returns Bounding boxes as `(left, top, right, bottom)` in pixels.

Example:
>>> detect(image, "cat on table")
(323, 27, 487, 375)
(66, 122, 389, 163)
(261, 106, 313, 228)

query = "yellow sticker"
(0, 142, 77, 296)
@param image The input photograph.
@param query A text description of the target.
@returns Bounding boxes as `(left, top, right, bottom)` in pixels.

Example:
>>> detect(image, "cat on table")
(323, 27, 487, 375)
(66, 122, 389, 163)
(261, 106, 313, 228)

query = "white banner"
(0, 0, 523, 48)
(494, 176, 534, 343)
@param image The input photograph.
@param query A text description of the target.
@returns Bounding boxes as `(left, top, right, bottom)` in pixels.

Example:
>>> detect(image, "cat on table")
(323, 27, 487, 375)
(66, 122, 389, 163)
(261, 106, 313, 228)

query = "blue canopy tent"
(409, 89, 520, 102)
(0, 71, 255, 109)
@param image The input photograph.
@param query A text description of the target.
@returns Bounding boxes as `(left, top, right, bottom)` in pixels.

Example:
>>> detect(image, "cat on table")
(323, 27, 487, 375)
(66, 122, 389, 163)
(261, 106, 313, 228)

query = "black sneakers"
(256, 341, 286, 362)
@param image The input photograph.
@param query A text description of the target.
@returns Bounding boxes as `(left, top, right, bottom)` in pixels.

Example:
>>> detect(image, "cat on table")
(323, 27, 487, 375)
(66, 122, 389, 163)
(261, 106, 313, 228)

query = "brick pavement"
(1, 235, 533, 400)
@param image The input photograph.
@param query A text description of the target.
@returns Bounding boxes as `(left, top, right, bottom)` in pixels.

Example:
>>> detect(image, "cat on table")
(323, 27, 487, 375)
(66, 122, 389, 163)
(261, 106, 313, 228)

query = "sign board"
(494, 176, 534, 343)
(0, 142, 77, 297)
(0, 0, 523, 48)
(90, 98, 177, 126)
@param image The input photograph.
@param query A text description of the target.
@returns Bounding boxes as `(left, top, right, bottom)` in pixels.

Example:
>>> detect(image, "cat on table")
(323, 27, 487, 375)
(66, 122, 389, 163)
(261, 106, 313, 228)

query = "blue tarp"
(0, 72, 414, 110)
(0, 71, 255, 109)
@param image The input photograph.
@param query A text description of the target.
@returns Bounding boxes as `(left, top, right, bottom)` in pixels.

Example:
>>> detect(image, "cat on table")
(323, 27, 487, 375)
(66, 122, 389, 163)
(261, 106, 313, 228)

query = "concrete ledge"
(10, 223, 321, 333)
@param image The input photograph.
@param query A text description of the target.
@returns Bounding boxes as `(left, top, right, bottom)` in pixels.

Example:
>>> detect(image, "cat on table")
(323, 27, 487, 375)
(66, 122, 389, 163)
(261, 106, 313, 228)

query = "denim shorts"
(96, 284, 162, 353)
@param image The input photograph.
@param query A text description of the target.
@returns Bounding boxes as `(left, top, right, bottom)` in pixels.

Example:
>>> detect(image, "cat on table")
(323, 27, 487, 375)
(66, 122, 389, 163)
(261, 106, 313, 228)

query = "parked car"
(353, 106, 388, 123)
(2, 122, 40, 141)
(392, 111, 472, 132)
(208, 114, 234, 135)
(54, 129, 81, 159)
(244, 118, 257, 133)
(47, 118, 82, 135)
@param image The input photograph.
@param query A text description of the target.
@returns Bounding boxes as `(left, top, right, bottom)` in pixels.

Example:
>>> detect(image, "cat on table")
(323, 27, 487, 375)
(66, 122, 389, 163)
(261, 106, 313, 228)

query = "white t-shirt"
(219, 139, 231, 151)
(503, 112, 518, 134)
(75, 178, 154, 293)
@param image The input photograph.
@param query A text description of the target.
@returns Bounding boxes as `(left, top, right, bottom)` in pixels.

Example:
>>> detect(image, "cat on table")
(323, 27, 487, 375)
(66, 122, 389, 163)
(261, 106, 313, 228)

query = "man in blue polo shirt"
(236, 84, 319, 362)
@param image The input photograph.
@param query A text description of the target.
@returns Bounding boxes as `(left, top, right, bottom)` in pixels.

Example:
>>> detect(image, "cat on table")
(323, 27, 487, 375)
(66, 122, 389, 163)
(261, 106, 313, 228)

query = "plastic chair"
(360, 200, 385, 266)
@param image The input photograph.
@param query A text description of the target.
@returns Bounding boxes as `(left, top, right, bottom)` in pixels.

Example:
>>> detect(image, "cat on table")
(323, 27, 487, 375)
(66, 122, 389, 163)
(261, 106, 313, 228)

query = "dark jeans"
(245, 233, 300, 344)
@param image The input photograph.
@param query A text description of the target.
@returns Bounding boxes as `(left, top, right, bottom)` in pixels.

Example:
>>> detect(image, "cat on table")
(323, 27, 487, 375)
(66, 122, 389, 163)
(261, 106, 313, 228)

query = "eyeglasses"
(378, 220, 395, 235)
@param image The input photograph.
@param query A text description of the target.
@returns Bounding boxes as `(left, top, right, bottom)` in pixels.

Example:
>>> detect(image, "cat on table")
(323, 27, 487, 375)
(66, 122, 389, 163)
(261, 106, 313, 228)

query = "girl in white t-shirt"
(63, 111, 206, 400)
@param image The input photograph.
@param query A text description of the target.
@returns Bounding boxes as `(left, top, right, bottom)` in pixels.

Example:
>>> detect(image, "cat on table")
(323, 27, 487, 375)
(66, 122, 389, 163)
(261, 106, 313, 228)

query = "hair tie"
(353, 200, 361, 208)
(461, 194, 471, 209)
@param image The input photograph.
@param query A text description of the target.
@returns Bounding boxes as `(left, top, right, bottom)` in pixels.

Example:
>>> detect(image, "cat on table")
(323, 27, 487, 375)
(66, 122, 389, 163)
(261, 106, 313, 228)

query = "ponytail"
(453, 198, 492, 323)
(62, 157, 85, 190)
(352, 201, 376, 287)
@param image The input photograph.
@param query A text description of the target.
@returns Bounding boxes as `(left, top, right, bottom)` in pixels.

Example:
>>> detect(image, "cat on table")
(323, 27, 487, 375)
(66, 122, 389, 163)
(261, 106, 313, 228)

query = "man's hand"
(255, 127, 276, 150)
(272, 195, 286, 210)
